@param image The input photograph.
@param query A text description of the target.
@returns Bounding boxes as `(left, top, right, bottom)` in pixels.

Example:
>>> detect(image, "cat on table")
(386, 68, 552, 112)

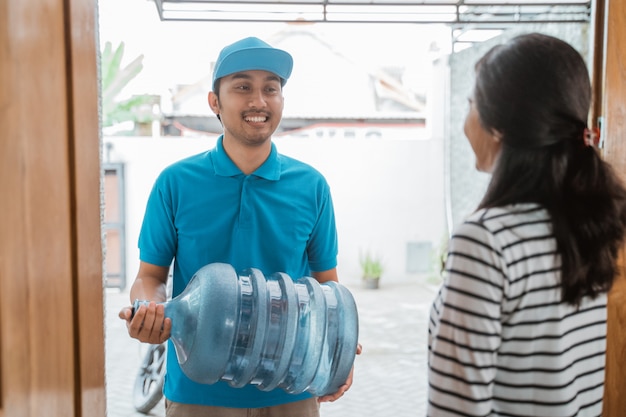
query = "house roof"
(168, 25, 427, 127)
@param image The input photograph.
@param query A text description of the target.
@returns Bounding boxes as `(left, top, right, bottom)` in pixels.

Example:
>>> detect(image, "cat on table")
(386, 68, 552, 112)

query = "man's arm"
(311, 268, 338, 284)
(130, 261, 170, 302)
(118, 261, 172, 345)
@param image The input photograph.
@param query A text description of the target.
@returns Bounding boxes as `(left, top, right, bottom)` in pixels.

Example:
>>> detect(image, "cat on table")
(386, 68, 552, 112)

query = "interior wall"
(0, 0, 105, 416)
(104, 133, 447, 290)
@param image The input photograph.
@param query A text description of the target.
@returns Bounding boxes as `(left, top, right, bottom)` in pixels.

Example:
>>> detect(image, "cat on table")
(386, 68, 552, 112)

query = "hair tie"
(583, 127, 600, 147)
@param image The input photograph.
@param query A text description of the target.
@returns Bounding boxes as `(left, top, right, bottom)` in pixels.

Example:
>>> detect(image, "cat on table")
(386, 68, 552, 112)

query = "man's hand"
(318, 343, 363, 403)
(119, 301, 172, 345)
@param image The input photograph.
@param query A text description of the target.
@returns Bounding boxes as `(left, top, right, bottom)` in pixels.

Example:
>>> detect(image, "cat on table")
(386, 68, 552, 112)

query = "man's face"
(209, 70, 284, 147)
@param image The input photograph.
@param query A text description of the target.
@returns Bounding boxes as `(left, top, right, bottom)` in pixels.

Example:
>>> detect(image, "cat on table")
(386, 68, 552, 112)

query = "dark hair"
(213, 79, 221, 97)
(474, 33, 626, 306)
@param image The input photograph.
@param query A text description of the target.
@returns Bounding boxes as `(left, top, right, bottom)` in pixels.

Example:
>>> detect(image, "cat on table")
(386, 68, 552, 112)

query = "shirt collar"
(212, 135, 281, 181)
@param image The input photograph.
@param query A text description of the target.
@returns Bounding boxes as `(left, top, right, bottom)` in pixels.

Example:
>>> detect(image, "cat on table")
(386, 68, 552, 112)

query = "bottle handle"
(130, 299, 149, 319)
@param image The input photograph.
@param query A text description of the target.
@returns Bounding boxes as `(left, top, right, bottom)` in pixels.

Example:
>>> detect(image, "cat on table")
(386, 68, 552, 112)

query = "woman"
(428, 33, 626, 416)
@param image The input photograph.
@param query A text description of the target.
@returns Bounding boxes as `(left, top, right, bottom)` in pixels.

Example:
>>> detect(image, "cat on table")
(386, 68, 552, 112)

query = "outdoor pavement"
(105, 278, 438, 417)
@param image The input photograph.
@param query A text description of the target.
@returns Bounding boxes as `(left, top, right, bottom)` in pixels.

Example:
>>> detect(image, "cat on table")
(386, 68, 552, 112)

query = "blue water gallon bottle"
(134, 262, 359, 396)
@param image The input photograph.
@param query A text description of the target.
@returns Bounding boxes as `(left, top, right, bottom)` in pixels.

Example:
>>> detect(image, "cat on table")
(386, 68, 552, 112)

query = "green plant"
(359, 251, 384, 280)
(100, 41, 160, 132)
(426, 233, 449, 286)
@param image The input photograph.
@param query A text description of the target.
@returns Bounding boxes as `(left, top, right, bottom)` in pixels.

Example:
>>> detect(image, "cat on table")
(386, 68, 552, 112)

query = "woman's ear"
(492, 129, 503, 143)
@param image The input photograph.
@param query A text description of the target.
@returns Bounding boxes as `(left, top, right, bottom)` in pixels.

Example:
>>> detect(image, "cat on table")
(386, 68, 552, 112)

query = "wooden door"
(600, 0, 626, 414)
(0, 0, 105, 416)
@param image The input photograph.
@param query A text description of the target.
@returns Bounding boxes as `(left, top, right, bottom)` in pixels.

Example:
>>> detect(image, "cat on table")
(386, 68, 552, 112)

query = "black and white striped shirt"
(428, 203, 606, 417)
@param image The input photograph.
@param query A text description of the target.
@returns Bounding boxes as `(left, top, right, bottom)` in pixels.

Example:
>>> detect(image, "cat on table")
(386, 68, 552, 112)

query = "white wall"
(103, 133, 446, 288)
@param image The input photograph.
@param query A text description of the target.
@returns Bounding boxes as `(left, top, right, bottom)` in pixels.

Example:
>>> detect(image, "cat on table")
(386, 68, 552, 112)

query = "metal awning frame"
(152, 1, 591, 25)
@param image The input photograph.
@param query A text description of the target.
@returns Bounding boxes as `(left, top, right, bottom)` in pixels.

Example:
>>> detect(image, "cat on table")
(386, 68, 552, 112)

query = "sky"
(97, 0, 452, 106)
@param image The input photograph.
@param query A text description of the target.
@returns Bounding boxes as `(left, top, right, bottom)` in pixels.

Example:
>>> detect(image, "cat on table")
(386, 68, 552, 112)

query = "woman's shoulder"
(468, 203, 549, 227)
(456, 203, 552, 250)
(455, 203, 550, 240)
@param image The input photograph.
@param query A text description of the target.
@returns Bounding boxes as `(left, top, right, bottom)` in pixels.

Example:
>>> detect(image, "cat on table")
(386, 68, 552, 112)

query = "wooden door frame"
(0, 0, 105, 416)
(596, 0, 626, 414)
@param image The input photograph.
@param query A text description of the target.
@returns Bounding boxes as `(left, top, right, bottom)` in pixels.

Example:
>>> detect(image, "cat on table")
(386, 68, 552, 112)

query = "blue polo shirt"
(138, 136, 338, 408)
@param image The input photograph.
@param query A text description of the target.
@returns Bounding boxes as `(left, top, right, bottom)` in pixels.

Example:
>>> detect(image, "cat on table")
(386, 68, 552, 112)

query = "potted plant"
(359, 251, 384, 289)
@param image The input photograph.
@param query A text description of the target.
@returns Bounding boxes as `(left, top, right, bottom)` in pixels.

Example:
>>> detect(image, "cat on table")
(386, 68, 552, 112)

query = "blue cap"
(212, 37, 293, 91)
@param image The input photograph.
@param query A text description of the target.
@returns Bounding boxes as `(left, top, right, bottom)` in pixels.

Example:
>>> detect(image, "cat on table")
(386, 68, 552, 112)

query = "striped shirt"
(428, 203, 606, 417)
